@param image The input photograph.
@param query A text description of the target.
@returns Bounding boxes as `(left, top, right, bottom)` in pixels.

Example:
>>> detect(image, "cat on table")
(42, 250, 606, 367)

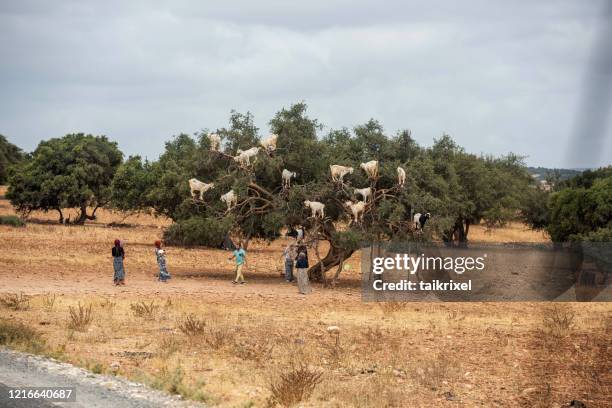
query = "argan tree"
(114, 103, 534, 283)
(7, 134, 122, 223)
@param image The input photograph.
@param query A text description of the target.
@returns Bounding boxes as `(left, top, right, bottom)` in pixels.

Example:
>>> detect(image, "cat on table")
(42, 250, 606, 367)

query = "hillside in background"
(527, 166, 585, 181)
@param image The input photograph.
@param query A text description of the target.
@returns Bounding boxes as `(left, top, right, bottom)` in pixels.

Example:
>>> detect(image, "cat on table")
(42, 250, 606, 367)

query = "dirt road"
(0, 348, 204, 408)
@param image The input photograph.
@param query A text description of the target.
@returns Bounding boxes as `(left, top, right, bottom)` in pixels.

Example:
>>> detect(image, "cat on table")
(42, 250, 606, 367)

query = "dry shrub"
(158, 335, 181, 358)
(41, 293, 57, 311)
(99, 297, 116, 311)
(378, 302, 408, 315)
(203, 326, 230, 349)
(319, 330, 344, 367)
(361, 326, 385, 343)
(348, 375, 404, 408)
(233, 338, 274, 362)
(411, 353, 460, 391)
(0, 292, 31, 311)
(140, 363, 210, 403)
(130, 301, 159, 320)
(177, 314, 206, 336)
(268, 363, 323, 407)
(68, 303, 93, 331)
(445, 309, 466, 329)
(542, 305, 575, 337)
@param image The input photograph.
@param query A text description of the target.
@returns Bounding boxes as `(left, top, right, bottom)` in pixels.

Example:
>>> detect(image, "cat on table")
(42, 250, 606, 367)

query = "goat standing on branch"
(397, 166, 406, 187)
(330, 165, 353, 183)
(282, 169, 296, 189)
(234, 147, 260, 167)
(360, 160, 379, 179)
(414, 212, 431, 230)
(208, 133, 221, 151)
(354, 187, 372, 203)
(188, 178, 214, 201)
(344, 200, 365, 224)
(221, 190, 238, 211)
(260, 134, 278, 153)
(304, 200, 325, 218)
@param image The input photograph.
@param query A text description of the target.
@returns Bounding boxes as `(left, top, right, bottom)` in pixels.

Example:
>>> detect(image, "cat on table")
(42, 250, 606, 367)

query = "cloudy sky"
(1, 0, 610, 168)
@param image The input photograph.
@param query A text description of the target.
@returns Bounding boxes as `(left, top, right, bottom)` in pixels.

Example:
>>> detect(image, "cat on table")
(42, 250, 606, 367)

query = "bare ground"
(0, 188, 610, 407)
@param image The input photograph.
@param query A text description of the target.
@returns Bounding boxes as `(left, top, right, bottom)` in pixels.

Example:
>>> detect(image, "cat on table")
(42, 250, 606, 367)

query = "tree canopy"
(546, 167, 612, 242)
(6, 134, 123, 223)
(112, 103, 534, 282)
(0, 135, 24, 184)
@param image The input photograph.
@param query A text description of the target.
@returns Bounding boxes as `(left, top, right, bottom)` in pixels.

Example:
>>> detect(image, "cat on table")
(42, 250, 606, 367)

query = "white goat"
(260, 134, 278, 152)
(234, 147, 260, 167)
(330, 165, 354, 183)
(188, 178, 214, 200)
(221, 190, 238, 211)
(344, 200, 365, 223)
(282, 169, 297, 188)
(208, 133, 221, 151)
(360, 160, 379, 179)
(304, 200, 325, 218)
(397, 166, 406, 187)
(354, 187, 372, 203)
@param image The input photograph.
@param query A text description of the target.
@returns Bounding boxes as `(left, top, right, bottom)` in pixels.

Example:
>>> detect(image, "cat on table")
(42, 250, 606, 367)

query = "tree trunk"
(74, 203, 101, 225)
(308, 244, 354, 283)
(75, 204, 88, 225)
(56, 208, 64, 224)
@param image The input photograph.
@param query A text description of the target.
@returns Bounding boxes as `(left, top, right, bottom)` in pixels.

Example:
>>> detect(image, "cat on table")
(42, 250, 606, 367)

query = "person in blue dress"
(112, 239, 125, 286)
(154, 240, 171, 282)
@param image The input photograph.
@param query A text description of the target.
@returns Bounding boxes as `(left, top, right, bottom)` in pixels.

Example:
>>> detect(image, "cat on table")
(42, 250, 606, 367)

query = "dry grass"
(130, 301, 159, 320)
(0, 292, 31, 311)
(542, 305, 576, 337)
(0, 188, 610, 407)
(67, 303, 94, 331)
(41, 293, 57, 311)
(0, 318, 46, 353)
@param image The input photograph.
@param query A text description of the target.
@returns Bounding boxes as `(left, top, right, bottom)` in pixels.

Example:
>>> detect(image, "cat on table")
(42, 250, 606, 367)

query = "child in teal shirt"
(229, 243, 247, 284)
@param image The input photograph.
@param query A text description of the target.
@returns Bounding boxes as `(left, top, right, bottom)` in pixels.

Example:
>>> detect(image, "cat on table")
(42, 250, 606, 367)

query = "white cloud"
(0, 0, 609, 168)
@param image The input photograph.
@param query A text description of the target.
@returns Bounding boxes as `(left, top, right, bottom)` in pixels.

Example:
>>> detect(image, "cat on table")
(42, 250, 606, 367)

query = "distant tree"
(6, 134, 122, 224)
(547, 172, 612, 242)
(110, 155, 155, 213)
(521, 187, 550, 230)
(0, 135, 24, 184)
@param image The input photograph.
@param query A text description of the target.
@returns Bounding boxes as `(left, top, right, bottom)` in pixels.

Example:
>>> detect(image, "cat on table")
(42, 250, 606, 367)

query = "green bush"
(164, 216, 233, 247)
(547, 175, 612, 242)
(0, 215, 25, 227)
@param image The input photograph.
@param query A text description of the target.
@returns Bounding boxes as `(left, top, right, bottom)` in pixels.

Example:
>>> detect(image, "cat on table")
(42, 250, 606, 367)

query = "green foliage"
(111, 156, 155, 212)
(521, 187, 550, 229)
(112, 103, 536, 271)
(558, 166, 612, 189)
(0, 215, 25, 227)
(547, 173, 612, 242)
(6, 134, 122, 223)
(0, 135, 24, 184)
(163, 216, 233, 247)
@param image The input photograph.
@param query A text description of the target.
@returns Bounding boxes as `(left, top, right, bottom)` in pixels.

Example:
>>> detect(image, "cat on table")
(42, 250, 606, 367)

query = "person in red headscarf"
(112, 239, 125, 285)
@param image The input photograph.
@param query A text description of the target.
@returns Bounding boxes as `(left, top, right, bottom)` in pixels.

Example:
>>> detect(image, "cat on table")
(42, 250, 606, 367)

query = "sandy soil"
(0, 187, 610, 407)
